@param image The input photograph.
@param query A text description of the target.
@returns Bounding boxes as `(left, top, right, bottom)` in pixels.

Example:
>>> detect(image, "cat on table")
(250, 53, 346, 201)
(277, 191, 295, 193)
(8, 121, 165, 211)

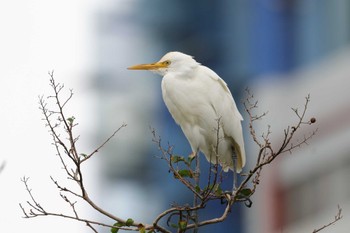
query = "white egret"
(128, 52, 245, 174)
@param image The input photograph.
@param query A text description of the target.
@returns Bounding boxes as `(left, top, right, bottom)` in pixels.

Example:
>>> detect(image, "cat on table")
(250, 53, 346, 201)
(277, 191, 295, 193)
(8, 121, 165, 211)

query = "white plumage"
(128, 52, 245, 173)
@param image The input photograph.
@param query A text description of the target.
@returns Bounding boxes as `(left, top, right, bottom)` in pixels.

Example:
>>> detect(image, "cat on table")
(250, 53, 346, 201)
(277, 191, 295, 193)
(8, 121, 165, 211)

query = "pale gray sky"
(0, 1, 95, 232)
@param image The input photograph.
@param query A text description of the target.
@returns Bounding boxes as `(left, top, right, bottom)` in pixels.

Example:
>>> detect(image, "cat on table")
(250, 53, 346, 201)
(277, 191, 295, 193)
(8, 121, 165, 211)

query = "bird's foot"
(232, 154, 238, 193)
(188, 152, 198, 164)
(188, 152, 197, 160)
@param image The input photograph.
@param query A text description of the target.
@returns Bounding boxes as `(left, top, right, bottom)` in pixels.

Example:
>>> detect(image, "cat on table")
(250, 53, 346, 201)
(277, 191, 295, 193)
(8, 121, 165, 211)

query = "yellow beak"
(127, 62, 168, 70)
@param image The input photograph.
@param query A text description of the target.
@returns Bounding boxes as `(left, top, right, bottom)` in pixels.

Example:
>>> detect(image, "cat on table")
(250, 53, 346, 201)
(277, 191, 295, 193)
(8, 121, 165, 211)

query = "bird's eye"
(163, 60, 171, 66)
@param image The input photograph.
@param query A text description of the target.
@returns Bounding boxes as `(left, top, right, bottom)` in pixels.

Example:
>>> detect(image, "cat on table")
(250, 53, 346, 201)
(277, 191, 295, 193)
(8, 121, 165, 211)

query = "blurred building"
(89, 0, 350, 232)
(243, 1, 350, 232)
(245, 46, 350, 233)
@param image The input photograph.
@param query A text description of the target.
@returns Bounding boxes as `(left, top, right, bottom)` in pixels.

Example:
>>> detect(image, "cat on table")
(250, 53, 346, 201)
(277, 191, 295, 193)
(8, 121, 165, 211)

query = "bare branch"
(0, 161, 5, 174)
(20, 73, 146, 232)
(186, 194, 232, 230)
(81, 123, 127, 162)
(313, 205, 342, 233)
(21, 74, 334, 233)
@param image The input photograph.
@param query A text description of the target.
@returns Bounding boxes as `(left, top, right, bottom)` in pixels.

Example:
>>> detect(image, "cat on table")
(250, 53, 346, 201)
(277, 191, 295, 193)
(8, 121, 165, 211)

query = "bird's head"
(128, 51, 199, 76)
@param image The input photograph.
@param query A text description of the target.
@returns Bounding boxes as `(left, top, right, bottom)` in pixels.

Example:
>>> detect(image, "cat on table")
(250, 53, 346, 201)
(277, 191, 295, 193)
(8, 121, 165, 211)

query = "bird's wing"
(199, 66, 246, 170)
(200, 66, 243, 121)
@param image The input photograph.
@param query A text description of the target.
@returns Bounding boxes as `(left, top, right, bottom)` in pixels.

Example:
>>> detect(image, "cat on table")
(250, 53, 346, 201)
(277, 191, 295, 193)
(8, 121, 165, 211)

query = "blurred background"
(1, 0, 349, 232)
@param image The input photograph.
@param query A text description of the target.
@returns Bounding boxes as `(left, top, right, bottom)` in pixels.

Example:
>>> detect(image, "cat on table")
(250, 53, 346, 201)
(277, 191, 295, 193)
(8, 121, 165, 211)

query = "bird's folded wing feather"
(199, 66, 246, 168)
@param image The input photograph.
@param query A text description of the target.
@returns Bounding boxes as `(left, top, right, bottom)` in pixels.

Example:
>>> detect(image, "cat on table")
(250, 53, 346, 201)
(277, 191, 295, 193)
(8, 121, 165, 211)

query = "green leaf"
(80, 153, 87, 158)
(216, 189, 223, 196)
(195, 185, 201, 193)
(239, 188, 252, 197)
(139, 227, 146, 233)
(111, 222, 123, 233)
(116, 222, 125, 227)
(214, 184, 222, 196)
(177, 169, 193, 178)
(178, 220, 187, 230)
(171, 155, 185, 163)
(126, 218, 134, 227)
(111, 227, 119, 233)
(236, 188, 253, 199)
(170, 223, 178, 229)
(67, 116, 75, 124)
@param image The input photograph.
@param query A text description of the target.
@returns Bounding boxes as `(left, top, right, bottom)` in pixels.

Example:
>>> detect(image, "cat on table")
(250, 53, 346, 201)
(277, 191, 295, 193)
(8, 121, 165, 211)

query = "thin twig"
(312, 205, 342, 233)
(82, 123, 127, 162)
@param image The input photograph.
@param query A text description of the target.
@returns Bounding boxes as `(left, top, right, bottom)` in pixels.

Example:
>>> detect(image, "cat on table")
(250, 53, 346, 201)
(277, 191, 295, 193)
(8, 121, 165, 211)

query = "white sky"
(0, 1, 97, 232)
